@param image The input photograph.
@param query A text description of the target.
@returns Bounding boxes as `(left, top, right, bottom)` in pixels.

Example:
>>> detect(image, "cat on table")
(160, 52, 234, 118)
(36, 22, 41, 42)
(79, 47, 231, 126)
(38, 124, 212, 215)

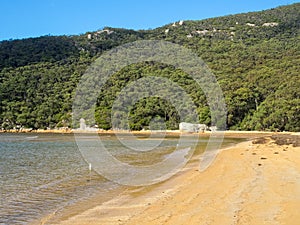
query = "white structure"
(179, 20, 184, 25)
(172, 22, 177, 27)
(87, 34, 92, 39)
(165, 28, 169, 34)
(186, 34, 193, 38)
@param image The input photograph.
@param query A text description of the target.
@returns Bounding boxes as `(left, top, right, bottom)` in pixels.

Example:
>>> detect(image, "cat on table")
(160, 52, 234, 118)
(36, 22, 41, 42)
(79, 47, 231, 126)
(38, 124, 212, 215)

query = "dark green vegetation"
(0, 3, 299, 131)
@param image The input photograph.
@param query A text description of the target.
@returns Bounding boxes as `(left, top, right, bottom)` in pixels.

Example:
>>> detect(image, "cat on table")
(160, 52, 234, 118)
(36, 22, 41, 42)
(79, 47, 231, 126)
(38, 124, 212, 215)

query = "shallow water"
(0, 133, 244, 224)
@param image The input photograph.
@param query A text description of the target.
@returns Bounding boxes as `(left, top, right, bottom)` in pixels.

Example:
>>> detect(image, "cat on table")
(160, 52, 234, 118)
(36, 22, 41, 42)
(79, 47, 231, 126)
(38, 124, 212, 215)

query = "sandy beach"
(40, 132, 299, 225)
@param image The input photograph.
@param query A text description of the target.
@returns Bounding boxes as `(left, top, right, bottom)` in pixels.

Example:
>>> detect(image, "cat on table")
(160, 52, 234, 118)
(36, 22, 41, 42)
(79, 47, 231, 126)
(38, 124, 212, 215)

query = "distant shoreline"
(1, 129, 295, 141)
(2, 129, 297, 144)
(0, 128, 287, 135)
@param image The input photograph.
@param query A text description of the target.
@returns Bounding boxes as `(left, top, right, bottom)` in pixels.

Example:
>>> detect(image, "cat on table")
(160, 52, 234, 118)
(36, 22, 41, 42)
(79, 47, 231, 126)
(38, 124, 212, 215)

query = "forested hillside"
(0, 3, 299, 131)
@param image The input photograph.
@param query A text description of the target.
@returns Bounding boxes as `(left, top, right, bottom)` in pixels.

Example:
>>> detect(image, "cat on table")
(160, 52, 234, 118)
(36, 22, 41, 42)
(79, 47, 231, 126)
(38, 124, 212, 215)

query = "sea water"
(0, 133, 243, 224)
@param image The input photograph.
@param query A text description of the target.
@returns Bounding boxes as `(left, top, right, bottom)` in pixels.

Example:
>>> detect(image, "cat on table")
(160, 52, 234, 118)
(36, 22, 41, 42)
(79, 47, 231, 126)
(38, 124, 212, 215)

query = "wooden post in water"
(88, 163, 92, 182)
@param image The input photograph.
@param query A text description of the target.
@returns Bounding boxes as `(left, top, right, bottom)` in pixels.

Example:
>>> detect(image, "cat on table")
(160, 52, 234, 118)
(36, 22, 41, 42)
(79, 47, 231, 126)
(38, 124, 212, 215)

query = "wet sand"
(48, 132, 300, 225)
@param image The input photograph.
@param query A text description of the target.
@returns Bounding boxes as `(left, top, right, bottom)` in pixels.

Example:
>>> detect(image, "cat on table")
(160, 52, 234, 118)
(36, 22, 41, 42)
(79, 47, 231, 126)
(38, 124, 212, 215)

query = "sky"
(1, 0, 299, 41)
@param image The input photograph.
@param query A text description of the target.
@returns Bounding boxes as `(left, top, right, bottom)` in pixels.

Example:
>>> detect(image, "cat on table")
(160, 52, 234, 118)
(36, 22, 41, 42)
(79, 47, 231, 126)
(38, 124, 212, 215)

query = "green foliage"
(0, 57, 92, 129)
(94, 62, 206, 130)
(0, 36, 79, 69)
(128, 97, 180, 130)
(0, 3, 299, 131)
(241, 77, 300, 131)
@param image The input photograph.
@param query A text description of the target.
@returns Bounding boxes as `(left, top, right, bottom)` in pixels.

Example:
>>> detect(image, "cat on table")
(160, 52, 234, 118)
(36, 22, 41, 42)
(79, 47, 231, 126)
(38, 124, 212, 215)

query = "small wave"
(24, 136, 38, 139)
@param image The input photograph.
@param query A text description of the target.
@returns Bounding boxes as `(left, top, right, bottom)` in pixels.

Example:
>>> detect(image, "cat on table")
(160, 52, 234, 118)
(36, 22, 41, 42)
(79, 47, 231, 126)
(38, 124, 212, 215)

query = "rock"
(179, 122, 208, 132)
(79, 118, 86, 130)
(262, 22, 278, 27)
(246, 23, 256, 27)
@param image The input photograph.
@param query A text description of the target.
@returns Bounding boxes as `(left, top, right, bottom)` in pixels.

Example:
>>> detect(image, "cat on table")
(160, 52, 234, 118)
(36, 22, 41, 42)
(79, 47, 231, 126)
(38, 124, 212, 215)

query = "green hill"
(0, 3, 299, 131)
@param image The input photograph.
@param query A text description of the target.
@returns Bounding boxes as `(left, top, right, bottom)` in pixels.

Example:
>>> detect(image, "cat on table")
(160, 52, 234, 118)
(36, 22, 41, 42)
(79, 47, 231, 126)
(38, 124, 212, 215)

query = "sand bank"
(51, 133, 300, 225)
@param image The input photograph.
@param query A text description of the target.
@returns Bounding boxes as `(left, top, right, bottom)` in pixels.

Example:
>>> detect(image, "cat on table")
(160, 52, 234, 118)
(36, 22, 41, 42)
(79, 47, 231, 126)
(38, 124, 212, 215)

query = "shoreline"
(0, 128, 284, 137)
(38, 132, 300, 225)
(2, 128, 297, 144)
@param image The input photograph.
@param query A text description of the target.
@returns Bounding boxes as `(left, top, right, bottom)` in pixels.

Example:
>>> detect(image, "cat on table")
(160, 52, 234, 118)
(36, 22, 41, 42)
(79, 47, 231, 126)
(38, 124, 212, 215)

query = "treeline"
(0, 3, 299, 131)
(0, 36, 79, 69)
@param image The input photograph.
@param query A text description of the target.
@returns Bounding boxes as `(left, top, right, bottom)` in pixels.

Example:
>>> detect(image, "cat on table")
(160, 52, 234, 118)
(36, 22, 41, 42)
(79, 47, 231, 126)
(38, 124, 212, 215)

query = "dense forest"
(0, 3, 299, 131)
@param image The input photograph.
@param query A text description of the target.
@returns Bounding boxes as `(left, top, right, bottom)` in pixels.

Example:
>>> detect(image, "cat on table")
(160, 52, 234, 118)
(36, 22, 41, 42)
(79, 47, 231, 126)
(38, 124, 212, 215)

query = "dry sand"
(48, 133, 300, 225)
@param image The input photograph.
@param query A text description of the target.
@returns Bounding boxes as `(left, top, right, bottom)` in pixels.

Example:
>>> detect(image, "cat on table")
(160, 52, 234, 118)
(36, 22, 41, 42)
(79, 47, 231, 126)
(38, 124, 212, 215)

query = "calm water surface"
(0, 133, 244, 224)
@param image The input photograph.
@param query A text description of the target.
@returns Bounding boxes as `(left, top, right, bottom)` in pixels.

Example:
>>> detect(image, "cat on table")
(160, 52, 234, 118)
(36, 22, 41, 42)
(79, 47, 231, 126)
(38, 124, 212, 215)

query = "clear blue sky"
(1, 0, 298, 41)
